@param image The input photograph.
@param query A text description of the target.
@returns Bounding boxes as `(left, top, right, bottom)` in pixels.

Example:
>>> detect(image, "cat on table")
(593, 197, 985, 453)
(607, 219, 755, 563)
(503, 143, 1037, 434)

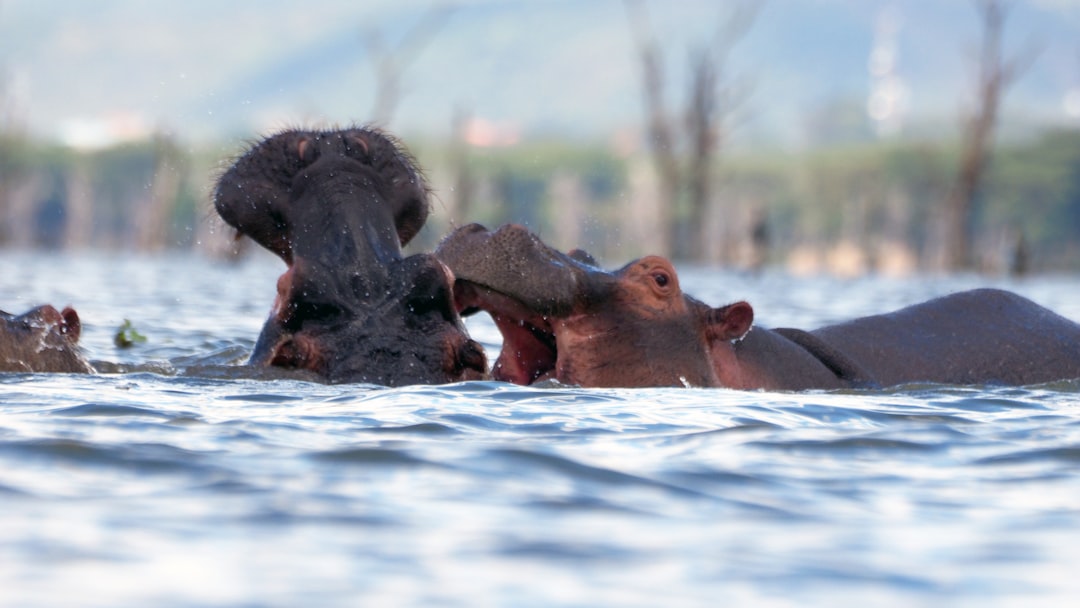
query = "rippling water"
(2, 251, 1079, 607)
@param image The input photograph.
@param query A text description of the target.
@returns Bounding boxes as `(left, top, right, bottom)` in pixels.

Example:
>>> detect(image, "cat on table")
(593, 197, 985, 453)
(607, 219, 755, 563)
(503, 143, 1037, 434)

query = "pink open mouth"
(453, 281, 557, 385)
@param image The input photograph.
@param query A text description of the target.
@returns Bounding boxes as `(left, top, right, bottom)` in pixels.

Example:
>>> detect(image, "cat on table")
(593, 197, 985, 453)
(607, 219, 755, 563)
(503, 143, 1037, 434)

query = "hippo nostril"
(406, 287, 456, 322)
(459, 339, 488, 374)
(459, 223, 489, 235)
(270, 334, 322, 372)
(568, 248, 599, 267)
(404, 259, 459, 321)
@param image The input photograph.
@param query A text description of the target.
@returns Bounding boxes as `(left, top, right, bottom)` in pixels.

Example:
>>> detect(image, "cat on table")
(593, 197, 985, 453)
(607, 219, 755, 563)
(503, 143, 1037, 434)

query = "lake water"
(2, 250, 1079, 607)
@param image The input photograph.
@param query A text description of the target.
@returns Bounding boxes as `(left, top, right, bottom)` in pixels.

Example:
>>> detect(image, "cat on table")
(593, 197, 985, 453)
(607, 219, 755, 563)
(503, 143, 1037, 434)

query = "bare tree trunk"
(625, 0, 755, 261)
(549, 171, 586, 254)
(64, 160, 94, 248)
(943, 0, 1032, 271)
(4, 173, 44, 248)
(685, 49, 717, 262)
(624, 0, 679, 259)
(134, 135, 183, 251)
(364, 6, 453, 126)
(448, 105, 474, 224)
(622, 156, 667, 259)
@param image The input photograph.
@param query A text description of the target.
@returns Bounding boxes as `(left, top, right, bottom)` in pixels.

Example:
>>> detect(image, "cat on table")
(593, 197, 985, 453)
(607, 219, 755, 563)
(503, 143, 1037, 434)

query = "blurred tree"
(684, 6, 755, 261)
(984, 129, 1080, 270)
(87, 142, 158, 248)
(624, 0, 679, 257)
(63, 158, 94, 248)
(363, 5, 454, 126)
(624, 0, 755, 261)
(448, 105, 475, 223)
(942, 0, 1036, 270)
(133, 133, 184, 250)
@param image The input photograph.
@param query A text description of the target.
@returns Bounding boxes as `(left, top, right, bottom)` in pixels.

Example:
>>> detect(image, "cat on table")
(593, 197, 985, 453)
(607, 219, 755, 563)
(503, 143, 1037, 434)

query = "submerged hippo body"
(1, 305, 93, 374)
(214, 127, 486, 385)
(436, 223, 1080, 389)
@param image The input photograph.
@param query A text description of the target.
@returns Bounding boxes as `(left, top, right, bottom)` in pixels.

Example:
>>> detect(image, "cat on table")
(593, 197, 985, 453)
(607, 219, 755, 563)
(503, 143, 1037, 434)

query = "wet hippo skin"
(214, 127, 486, 385)
(436, 223, 1080, 389)
(1, 305, 94, 374)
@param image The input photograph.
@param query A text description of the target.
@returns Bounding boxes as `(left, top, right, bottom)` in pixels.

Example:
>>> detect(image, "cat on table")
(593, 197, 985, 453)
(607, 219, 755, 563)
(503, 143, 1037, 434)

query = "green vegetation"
(114, 319, 148, 348)
(3, 128, 1080, 273)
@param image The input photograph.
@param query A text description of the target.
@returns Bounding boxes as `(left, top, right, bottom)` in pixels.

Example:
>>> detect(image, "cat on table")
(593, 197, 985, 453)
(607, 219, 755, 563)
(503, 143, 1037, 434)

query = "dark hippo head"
(435, 224, 753, 388)
(214, 127, 487, 385)
(1, 305, 94, 374)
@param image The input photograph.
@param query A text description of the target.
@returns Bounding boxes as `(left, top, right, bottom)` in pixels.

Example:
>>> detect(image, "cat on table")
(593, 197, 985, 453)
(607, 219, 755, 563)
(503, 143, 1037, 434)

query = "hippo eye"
(653, 272, 670, 288)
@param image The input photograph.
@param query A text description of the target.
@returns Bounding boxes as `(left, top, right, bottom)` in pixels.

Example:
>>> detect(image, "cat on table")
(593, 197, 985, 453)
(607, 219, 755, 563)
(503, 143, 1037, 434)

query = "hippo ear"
(345, 133, 371, 159)
(297, 135, 318, 165)
(705, 301, 754, 342)
(60, 307, 81, 342)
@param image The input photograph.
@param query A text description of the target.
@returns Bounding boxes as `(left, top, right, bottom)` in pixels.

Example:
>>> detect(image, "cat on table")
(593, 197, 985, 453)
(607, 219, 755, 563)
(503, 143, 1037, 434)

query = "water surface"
(2, 251, 1079, 607)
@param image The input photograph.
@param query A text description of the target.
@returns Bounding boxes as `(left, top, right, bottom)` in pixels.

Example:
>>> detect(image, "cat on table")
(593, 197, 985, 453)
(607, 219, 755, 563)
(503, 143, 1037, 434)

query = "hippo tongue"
(452, 280, 557, 385)
(490, 314, 557, 384)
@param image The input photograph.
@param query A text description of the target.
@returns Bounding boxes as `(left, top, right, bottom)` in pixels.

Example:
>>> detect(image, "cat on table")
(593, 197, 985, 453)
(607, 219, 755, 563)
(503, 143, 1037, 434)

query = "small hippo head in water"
(435, 223, 753, 388)
(214, 127, 487, 385)
(1, 305, 94, 374)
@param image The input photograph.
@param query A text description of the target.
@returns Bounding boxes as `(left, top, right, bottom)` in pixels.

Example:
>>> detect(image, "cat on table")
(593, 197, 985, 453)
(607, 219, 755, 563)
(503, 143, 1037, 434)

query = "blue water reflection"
(2, 251, 1079, 606)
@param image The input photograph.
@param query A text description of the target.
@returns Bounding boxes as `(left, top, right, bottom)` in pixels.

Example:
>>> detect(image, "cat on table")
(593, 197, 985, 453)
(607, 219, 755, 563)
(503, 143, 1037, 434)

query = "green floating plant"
(114, 319, 148, 348)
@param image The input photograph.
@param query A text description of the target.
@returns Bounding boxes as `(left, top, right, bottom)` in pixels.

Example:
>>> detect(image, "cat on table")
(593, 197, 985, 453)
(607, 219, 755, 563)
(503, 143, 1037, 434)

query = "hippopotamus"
(214, 127, 486, 385)
(1, 305, 94, 374)
(435, 223, 1080, 389)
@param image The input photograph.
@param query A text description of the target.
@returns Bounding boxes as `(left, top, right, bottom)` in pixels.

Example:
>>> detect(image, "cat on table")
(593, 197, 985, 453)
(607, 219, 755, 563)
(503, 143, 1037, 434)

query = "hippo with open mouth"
(436, 223, 1080, 389)
(1, 305, 93, 374)
(214, 127, 486, 385)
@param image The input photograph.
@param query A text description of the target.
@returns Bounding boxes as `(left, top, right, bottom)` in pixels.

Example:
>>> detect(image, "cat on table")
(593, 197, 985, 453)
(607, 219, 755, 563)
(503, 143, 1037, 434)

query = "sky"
(1, 0, 1079, 149)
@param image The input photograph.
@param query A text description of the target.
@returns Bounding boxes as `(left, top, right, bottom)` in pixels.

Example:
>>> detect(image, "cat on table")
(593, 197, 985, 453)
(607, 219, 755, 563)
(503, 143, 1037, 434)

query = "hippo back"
(811, 288, 1080, 386)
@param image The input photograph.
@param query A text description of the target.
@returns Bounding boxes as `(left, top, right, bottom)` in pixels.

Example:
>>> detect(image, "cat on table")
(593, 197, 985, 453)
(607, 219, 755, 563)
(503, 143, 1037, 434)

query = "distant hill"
(1, 0, 1077, 147)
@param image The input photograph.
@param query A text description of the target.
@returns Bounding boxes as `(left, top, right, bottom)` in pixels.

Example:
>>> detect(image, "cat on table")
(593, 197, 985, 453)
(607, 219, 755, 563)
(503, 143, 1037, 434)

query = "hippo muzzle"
(436, 223, 614, 385)
(214, 128, 487, 385)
